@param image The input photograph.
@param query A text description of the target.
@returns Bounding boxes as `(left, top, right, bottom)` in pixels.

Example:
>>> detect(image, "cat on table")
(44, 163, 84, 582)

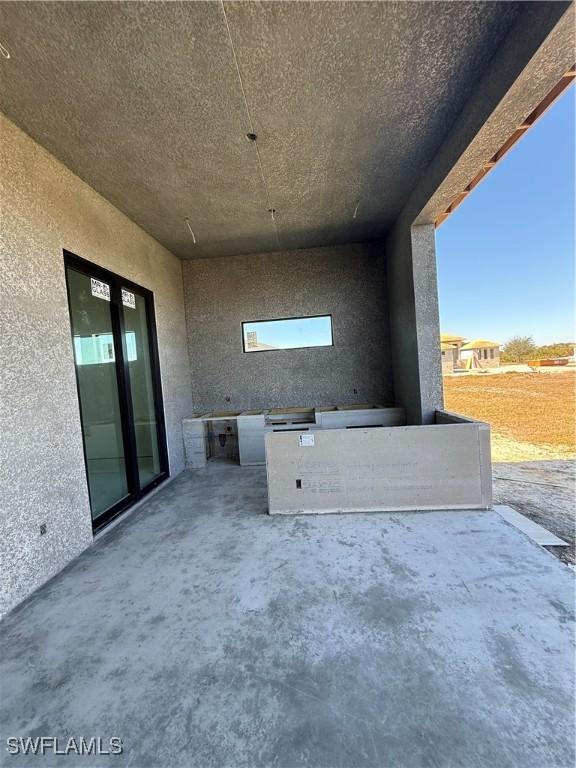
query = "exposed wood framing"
(435, 67, 575, 228)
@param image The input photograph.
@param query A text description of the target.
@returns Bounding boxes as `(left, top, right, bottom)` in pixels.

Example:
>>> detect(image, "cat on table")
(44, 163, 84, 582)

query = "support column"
(385, 222, 443, 425)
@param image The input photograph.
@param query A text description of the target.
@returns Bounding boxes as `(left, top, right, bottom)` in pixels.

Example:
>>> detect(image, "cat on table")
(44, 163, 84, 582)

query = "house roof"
(440, 342, 457, 351)
(440, 333, 466, 343)
(0, 2, 525, 260)
(460, 339, 500, 350)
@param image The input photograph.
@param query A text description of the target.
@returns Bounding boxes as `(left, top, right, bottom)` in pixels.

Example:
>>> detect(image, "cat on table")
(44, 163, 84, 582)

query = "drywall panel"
(317, 406, 405, 430)
(266, 424, 492, 514)
(237, 406, 406, 466)
(0, 115, 193, 618)
(182, 243, 392, 413)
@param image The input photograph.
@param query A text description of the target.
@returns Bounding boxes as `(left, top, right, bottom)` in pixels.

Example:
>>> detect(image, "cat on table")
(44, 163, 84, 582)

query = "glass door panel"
(66, 268, 129, 520)
(121, 288, 162, 488)
(65, 252, 168, 531)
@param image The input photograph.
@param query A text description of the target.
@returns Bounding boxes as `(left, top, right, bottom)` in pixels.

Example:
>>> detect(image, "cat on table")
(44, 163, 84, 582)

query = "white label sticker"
(299, 434, 315, 447)
(90, 278, 110, 302)
(122, 288, 136, 309)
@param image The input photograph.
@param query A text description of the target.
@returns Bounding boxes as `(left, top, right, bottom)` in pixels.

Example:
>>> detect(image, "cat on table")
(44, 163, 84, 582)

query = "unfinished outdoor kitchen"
(183, 404, 492, 515)
(182, 296, 492, 514)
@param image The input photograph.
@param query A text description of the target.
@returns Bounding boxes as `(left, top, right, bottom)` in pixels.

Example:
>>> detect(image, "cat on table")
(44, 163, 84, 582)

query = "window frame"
(63, 249, 169, 533)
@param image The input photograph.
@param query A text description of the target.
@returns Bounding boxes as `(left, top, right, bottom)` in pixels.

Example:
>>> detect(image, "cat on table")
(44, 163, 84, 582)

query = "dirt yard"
(444, 371, 576, 462)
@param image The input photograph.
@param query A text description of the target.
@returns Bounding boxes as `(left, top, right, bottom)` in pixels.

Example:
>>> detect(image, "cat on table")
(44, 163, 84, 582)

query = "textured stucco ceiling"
(0, 1, 525, 259)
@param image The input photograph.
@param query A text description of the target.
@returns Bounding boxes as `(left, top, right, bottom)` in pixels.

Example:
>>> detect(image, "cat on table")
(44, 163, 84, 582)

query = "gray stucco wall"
(0, 115, 193, 618)
(183, 244, 393, 413)
(385, 223, 443, 426)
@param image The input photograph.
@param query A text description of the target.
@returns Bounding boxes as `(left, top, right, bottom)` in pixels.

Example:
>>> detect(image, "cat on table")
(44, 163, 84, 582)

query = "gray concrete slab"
(0, 464, 574, 768)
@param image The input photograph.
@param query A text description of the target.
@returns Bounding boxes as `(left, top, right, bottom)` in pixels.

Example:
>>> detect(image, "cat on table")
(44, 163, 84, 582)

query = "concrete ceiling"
(0, 1, 524, 259)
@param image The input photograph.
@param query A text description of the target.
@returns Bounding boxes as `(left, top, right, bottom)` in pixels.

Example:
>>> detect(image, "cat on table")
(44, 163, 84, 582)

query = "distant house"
(440, 334, 466, 374)
(441, 334, 500, 372)
(244, 331, 276, 352)
(441, 343, 457, 374)
(460, 340, 501, 369)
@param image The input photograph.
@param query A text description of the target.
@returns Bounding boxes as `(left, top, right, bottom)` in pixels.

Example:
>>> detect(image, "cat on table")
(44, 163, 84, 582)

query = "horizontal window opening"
(242, 315, 333, 353)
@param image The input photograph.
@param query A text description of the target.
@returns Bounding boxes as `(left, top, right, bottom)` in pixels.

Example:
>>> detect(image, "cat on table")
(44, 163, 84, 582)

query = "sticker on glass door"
(122, 288, 136, 309)
(90, 278, 110, 301)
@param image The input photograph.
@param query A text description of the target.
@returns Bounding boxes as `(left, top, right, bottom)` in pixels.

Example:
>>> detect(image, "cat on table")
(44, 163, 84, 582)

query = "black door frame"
(64, 250, 169, 532)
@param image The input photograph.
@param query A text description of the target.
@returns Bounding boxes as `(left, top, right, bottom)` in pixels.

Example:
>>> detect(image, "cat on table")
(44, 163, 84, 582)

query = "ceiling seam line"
(219, 0, 281, 249)
(220, 0, 255, 132)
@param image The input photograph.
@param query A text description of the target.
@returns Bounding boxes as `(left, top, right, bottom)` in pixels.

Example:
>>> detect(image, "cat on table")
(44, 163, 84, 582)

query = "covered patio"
(1, 0, 575, 622)
(1, 465, 573, 767)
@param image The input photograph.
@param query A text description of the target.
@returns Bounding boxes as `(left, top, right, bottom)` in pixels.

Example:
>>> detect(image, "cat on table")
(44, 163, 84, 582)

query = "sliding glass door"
(65, 251, 168, 530)
(121, 286, 163, 487)
(66, 267, 130, 517)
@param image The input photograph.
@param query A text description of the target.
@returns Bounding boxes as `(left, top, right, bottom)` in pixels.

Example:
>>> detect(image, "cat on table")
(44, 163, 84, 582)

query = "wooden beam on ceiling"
(435, 66, 575, 228)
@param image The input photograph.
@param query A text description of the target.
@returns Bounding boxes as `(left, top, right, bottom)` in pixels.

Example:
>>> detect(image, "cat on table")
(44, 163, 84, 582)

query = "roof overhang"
(0, 1, 573, 259)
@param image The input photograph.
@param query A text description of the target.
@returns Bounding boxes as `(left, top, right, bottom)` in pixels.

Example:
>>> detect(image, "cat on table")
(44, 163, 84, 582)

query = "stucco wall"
(0, 115, 192, 618)
(385, 223, 443, 425)
(183, 244, 393, 413)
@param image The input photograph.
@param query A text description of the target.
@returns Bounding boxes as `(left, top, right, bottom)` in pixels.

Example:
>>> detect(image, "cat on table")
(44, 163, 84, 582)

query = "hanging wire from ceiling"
(185, 217, 197, 244)
(353, 201, 360, 220)
(220, 0, 281, 247)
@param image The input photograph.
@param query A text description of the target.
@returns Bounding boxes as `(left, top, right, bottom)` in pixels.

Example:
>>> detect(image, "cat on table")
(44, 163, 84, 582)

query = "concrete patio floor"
(1, 464, 574, 768)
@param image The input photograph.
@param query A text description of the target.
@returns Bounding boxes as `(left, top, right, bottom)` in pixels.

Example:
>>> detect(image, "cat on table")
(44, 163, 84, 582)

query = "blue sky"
(436, 84, 575, 346)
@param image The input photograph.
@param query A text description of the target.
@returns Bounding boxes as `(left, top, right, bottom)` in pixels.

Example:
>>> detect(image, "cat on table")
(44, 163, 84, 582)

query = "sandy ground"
(444, 371, 575, 453)
(491, 433, 575, 462)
